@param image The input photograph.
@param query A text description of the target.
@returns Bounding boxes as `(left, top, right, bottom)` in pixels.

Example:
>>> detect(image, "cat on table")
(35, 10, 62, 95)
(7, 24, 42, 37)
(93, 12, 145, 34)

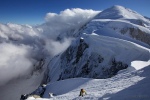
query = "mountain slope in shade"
(47, 34, 150, 82)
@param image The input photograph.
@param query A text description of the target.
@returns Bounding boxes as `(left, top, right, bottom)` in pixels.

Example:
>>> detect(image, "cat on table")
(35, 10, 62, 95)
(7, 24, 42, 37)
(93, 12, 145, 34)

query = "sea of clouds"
(0, 8, 99, 85)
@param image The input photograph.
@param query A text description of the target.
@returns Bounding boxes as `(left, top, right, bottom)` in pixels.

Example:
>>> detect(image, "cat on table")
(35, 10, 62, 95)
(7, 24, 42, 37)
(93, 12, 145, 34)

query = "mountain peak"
(95, 5, 144, 20)
(111, 5, 125, 9)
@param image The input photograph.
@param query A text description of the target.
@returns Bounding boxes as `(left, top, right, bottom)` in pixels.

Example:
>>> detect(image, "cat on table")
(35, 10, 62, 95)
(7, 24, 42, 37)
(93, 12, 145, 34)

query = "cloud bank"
(39, 8, 99, 39)
(0, 8, 99, 85)
(45, 38, 74, 56)
(0, 43, 33, 85)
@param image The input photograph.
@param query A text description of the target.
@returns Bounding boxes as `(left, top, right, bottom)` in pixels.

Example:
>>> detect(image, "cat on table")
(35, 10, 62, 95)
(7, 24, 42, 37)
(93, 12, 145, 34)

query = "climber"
(40, 84, 46, 97)
(20, 94, 28, 100)
(29, 84, 46, 98)
(79, 89, 87, 97)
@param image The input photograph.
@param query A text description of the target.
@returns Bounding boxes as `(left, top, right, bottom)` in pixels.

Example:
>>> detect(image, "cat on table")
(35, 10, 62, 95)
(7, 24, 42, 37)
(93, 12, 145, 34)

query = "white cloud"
(45, 38, 74, 57)
(45, 8, 99, 23)
(0, 23, 41, 41)
(0, 43, 33, 85)
(40, 8, 100, 39)
(0, 8, 100, 85)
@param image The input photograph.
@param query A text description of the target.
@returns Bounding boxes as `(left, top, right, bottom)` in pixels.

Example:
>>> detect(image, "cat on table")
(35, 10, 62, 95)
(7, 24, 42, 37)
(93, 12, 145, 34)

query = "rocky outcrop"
(120, 27, 150, 45)
(54, 38, 129, 81)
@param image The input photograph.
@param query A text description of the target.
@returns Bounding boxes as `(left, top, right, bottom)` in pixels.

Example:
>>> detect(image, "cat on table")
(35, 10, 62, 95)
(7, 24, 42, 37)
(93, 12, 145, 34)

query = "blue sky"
(0, 0, 149, 25)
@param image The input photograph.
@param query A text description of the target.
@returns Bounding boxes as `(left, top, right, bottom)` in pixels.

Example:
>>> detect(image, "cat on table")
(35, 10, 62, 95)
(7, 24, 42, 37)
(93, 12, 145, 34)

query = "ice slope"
(26, 60, 150, 100)
(47, 34, 150, 82)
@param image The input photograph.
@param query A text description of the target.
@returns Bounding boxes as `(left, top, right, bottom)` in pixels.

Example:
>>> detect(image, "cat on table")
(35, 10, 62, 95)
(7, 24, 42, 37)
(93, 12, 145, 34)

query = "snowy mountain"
(82, 5, 150, 48)
(33, 5, 150, 100)
(0, 5, 150, 100)
(46, 5, 150, 82)
(47, 34, 149, 82)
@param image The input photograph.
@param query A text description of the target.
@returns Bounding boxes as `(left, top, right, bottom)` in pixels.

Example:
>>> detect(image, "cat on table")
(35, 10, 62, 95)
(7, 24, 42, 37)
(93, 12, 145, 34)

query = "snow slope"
(26, 60, 150, 100)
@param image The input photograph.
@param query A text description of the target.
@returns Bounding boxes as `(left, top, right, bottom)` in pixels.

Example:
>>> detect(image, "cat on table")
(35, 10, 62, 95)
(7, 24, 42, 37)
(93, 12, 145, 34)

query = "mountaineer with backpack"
(79, 89, 87, 97)
(20, 94, 28, 100)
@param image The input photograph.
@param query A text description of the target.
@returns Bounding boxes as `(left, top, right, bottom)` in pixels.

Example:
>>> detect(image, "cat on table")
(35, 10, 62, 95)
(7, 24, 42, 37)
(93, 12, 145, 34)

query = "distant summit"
(95, 5, 146, 20)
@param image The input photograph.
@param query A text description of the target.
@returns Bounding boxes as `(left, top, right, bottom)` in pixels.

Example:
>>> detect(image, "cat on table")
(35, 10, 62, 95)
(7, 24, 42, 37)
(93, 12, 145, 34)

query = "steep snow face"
(47, 34, 150, 82)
